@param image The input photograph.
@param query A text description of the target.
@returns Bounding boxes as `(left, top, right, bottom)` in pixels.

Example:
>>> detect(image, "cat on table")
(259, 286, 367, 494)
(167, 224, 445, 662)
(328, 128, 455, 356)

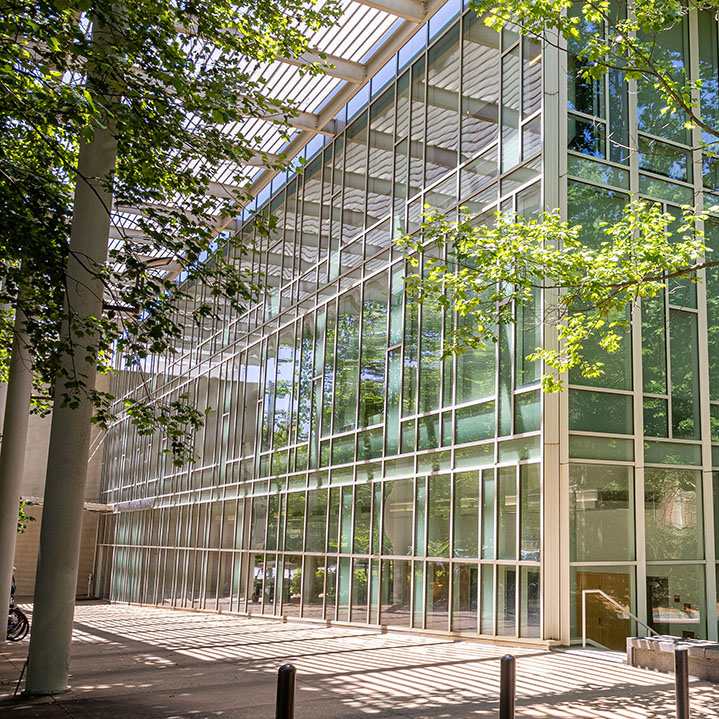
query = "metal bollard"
(499, 654, 515, 719)
(276, 663, 296, 719)
(675, 647, 690, 719)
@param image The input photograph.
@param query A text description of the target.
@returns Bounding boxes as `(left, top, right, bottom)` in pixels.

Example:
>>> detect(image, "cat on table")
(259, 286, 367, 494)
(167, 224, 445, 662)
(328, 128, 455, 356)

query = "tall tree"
(0, 0, 339, 692)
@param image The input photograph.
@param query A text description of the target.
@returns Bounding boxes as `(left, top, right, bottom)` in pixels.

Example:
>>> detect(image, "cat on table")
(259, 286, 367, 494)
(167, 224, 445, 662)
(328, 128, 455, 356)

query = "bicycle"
(7, 598, 29, 641)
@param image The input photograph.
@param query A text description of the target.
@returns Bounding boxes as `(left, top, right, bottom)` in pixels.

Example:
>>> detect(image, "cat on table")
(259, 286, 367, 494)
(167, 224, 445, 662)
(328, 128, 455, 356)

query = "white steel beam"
(352, 0, 425, 23)
(277, 50, 366, 83)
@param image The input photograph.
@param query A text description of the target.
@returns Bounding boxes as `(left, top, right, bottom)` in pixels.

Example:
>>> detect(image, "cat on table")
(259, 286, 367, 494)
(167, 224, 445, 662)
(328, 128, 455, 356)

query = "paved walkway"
(2, 603, 719, 718)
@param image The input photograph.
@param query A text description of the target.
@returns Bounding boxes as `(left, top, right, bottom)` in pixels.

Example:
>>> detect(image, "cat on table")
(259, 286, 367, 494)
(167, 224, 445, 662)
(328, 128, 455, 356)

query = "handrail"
(581, 589, 659, 648)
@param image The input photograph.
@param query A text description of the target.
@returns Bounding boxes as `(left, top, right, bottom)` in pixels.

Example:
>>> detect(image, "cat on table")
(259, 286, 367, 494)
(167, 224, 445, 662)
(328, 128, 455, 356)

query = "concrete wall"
(0, 377, 107, 599)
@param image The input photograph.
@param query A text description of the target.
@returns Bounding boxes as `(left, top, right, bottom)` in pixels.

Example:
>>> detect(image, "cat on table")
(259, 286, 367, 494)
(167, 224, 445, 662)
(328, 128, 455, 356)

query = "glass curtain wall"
(566, 9, 719, 647)
(99, 6, 545, 640)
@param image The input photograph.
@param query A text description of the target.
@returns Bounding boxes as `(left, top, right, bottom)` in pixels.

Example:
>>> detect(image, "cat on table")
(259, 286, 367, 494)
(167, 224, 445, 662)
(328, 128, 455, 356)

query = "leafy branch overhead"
(399, 201, 709, 391)
(0, 0, 340, 461)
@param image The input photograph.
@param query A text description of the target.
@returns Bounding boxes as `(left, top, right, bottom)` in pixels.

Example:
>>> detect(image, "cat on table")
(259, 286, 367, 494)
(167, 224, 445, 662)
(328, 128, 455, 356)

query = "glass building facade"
(98, 4, 719, 649)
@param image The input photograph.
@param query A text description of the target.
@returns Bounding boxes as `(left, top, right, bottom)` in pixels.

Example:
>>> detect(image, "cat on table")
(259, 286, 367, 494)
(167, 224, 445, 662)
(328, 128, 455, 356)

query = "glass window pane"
(519, 567, 540, 638)
(454, 472, 479, 558)
(353, 484, 372, 554)
(425, 561, 449, 630)
(569, 464, 635, 562)
(381, 559, 411, 626)
(383, 479, 414, 555)
(452, 564, 478, 633)
(481, 469, 496, 559)
(520, 464, 541, 561)
(428, 475, 451, 557)
(498, 467, 517, 560)
(568, 389, 633, 434)
(497, 565, 516, 636)
(645, 468, 703, 561)
(480, 563, 494, 634)
(670, 310, 700, 439)
(647, 564, 706, 639)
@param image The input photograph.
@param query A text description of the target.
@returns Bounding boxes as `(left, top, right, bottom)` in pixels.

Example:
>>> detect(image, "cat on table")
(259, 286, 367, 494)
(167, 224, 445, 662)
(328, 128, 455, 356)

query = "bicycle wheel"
(7, 607, 29, 641)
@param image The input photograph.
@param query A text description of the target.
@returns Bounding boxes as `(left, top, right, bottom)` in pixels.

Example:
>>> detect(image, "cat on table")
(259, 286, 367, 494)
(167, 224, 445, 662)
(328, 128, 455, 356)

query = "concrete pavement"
(2, 602, 719, 718)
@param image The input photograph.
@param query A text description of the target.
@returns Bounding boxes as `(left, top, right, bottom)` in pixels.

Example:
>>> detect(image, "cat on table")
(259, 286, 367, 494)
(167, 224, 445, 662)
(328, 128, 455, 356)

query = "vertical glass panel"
(644, 397, 669, 438)
(427, 475, 451, 557)
(497, 467, 517, 560)
(415, 478, 427, 556)
(647, 564, 706, 639)
(296, 316, 314, 444)
(283, 554, 302, 617)
(497, 565, 517, 636)
(425, 561, 450, 630)
(250, 497, 267, 550)
(306, 489, 327, 553)
(419, 276, 443, 413)
(263, 555, 276, 612)
(273, 329, 294, 448)
(645, 468, 703, 561)
(393, 139, 408, 234)
(520, 566, 540, 638)
(452, 564, 478, 633)
(285, 492, 305, 553)
(670, 310, 700, 439)
(515, 287, 541, 387)
(396, 70, 410, 138)
(334, 290, 361, 432)
(351, 558, 369, 623)
(266, 495, 279, 551)
(340, 486, 354, 553)
(302, 555, 326, 619)
(481, 469, 496, 559)
(522, 37, 541, 118)
(426, 25, 460, 185)
(359, 272, 388, 427)
(501, 46, 521, 171)
(402, 281, 419, 417)
(514, 391, 540, 434)
(386, 348, 401, 455)
(327, 487, 340, 553)
(409, 57, 425, 200)
(418, 414, 440, 450)
(381, 559, 411, 626)
(389, 264, 404, 346)
(480, 563, 494, 634)
(461, 13, 500, 161)
(520, 464, 540, 561)
(454, 472, 479, 558)
(456, 322, 495, 403)
(413, 561, 425, 628)
(383, 478, 414, 555)
(353, 484, 372, 554)
(569, 464, 635, 562)
(261, 337, 276, 451)
(343, 113, 368, 244)
(337, 556, 351, 621)
(322, 303, 336, 437)
(372, 483, 382, 554)
(642, 296, 667, 394)
(368, 89, 395, 225)
(637, 17, 690, 145)
(498, 321, 512, 436)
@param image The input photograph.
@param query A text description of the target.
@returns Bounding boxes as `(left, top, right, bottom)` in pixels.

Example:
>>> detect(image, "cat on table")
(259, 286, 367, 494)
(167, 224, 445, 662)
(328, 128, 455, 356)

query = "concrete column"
(24, 53, 118, 692)
(0, 306, 33, 629)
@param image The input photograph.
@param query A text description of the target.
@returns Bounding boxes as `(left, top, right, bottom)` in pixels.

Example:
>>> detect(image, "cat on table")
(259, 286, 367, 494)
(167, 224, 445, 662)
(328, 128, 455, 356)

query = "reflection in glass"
(453, 564, 478, 633)
(383, 479, 414, 555)
(645, 468, 703, 561)
(497, 565, 516, 636)
(498, 467, 517, 560)
(454, 472, 479, 558)
(520, 567, 540, 638)
(381, 559, 411, 626)
(570, 464, 634, 562)
(647, 564, 706, 639)
(426, 561, 449, 630)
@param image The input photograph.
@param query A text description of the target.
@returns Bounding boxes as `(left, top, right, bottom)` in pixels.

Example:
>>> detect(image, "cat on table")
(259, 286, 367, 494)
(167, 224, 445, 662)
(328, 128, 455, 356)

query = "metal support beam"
(352, 0, 425, 23)
(277, 50, 366, 83)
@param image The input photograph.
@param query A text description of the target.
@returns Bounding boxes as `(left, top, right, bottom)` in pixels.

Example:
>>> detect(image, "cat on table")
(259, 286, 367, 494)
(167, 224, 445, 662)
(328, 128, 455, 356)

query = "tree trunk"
(0, 305, 33, 630)
(24, 83, 118, 695)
